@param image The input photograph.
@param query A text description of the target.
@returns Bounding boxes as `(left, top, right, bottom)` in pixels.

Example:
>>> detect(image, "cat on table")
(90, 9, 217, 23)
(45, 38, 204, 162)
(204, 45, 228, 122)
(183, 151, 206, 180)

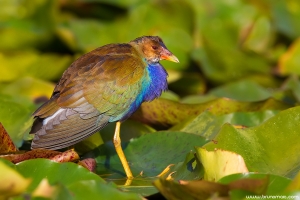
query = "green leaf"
(242, 16, 273, 54)
(190, 0, 271, 83)
(278, 38, 300, 76)
(171, 110, 279, 140)
(204, 106, 300, 178)
(0, 51, 72, 82)
(265, 0, 300, 39)
(280, 75, 300, 103)
(0, 77, 54, 100)
(0, 94, 35, 147)
(67, 180, 142, 200)
(15, 159, 104, 192)
(57, 0, 193, 70)
(0, 159, 142, 199)
(168, 73, 206, 96)
(170, 151, 203, 181)
(93, 131, 209, 178)
(210, 80, 272, 102)
(99, 119, 155, 143)
(0, 0, 58, 50)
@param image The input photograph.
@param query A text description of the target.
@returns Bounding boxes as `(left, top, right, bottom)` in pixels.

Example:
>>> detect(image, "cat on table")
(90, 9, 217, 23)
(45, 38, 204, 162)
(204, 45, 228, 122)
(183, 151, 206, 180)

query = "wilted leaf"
(196, 148, 249, 182)
(50, 149, 79, 163)
(228, 177, 269, 195)
(0, 160, 31, 198)
(78, 158, 97, 172)
(0, 123, 17, 153)
(285, 171, 300, 192)
(219, 173, 291, 195)
(1, 149, 60, 163)
(131, 98, 289, 128)
(153, 178, 229, 200)
(153, 176, 269, 200)
(1, 149, 80, 164)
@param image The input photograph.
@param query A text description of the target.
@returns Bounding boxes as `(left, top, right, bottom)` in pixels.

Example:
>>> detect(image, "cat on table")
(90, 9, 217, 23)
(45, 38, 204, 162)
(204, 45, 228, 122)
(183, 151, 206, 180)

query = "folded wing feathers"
(31, 105, 109, 150)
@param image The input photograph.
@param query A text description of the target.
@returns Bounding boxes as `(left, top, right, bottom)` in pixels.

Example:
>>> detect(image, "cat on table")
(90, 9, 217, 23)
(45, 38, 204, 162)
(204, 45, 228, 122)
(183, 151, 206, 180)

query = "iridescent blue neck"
(114, 62, 168, 122)
(143, 63, 168, 101)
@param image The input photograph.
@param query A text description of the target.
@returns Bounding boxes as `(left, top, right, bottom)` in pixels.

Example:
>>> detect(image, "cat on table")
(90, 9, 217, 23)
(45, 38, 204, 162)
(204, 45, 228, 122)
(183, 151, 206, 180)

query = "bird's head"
(130, 36, 179, 64)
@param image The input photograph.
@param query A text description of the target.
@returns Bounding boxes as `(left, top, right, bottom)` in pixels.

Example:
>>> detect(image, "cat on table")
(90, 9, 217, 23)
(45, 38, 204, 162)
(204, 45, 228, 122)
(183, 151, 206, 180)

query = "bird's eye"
(151, 45, 158, 50)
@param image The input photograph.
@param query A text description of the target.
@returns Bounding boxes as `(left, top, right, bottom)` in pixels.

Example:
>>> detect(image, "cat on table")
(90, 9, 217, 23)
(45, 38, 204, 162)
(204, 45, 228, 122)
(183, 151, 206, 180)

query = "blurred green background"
(0, 0, 300, 146)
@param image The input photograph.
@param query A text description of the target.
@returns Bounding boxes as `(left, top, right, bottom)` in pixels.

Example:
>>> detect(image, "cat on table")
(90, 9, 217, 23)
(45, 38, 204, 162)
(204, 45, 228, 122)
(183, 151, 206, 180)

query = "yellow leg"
(113, 121, 133, 179)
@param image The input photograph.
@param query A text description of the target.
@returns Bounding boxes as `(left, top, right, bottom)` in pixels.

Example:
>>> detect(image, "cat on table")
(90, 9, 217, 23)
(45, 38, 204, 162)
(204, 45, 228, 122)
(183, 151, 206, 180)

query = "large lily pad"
(204, 106, 300, 178)
(92, 131, 209, 178)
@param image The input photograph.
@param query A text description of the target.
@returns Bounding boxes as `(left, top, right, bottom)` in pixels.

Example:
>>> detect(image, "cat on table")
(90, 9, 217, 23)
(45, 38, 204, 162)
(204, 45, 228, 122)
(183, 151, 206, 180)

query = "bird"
(30, 36, 179, 179)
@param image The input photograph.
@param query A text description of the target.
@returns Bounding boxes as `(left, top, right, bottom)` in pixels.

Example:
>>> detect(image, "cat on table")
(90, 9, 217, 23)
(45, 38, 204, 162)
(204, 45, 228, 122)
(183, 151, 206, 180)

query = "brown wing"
(31, 43, 147, 150)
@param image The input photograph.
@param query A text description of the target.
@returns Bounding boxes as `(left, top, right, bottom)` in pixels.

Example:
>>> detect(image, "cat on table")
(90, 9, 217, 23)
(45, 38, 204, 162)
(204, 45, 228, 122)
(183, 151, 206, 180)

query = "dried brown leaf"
(50, 149, 79, 163)
(0, 123, 17, 153)
(0, 149, 60, 163)
(78, 158, 97, 172)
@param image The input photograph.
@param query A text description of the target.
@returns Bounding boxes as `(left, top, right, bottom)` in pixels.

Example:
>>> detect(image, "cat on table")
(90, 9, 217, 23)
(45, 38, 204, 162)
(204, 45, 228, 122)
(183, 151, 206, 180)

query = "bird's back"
(31, 43, 151, 150)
